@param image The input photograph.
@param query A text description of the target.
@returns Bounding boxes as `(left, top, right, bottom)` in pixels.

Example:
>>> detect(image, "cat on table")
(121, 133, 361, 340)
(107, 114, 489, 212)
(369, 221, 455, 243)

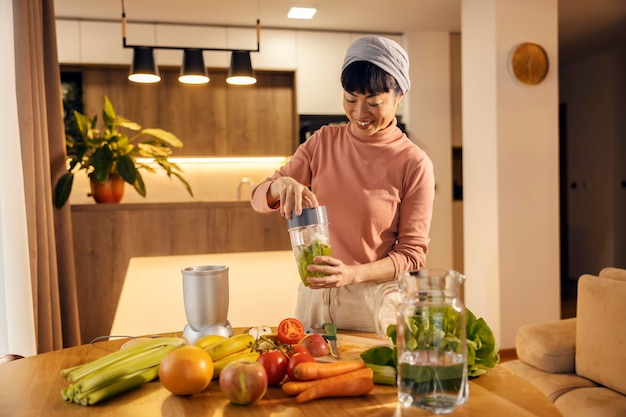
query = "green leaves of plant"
(53, 172, 74, 209)
(117, 155, 146, 197)
(53, 96, 193, 208)
(90, 146, 114, 183)
(139, 128, 183, 148)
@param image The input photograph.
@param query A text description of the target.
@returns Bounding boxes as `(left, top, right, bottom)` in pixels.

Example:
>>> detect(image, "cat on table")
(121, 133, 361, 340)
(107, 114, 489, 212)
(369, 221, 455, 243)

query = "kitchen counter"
(111, 251, 300, 336)
(0, 331, 564, 417)
(71, 202, 291, 344)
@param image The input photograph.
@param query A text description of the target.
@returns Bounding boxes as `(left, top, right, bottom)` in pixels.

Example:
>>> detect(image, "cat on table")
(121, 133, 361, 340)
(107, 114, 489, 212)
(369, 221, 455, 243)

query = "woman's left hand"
(306, 256, 356, 288)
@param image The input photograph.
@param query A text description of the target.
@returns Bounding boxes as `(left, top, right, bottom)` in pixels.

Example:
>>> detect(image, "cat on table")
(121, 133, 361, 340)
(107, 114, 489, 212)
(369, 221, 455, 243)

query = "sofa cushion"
(599, 267, 626, 281)
(576, 274, 626, 395)
(515, 317, 576, 373)
(501, 360, 597, 402)
(554, 387, 626, 417)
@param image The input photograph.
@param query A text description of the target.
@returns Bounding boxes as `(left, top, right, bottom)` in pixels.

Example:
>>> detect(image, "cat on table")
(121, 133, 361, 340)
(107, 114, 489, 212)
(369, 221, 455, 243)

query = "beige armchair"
(502, 267, 626, 417)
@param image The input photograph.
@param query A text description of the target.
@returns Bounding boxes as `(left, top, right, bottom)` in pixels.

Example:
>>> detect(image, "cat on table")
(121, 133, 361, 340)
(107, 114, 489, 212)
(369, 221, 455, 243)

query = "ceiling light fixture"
(178, 49, 209, 85)
(227, 51, 256, 85)
(128, 46, 161, 83)
(121, 0, 260, 86)
(287, 7, 317, 20)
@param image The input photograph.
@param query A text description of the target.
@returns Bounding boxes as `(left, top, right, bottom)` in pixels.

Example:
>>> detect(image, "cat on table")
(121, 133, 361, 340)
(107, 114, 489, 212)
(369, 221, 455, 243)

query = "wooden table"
(0, 332, 562, 417)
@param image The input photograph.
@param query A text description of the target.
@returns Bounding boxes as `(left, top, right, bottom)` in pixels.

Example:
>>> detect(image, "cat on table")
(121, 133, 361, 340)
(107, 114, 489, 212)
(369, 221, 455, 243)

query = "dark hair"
(341, 61, 402, 95)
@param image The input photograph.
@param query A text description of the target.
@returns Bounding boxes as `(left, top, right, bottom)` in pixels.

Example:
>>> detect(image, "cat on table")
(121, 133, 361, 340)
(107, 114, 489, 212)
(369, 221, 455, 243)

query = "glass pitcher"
(375, 269, 468, 415)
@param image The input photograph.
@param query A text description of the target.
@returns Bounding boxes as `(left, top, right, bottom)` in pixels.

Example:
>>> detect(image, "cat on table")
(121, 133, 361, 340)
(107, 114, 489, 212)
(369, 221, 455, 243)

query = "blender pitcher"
(181, 265, 233, 344)
(374, 269, 468, 415)
(287, 206, 331, 287)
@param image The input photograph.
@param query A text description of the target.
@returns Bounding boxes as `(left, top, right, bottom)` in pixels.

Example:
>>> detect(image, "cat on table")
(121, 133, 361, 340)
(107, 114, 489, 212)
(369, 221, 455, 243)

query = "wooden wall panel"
(158, 69, 229, 156)
(68, 65, 297, 157)
(71, 202, 290, 344)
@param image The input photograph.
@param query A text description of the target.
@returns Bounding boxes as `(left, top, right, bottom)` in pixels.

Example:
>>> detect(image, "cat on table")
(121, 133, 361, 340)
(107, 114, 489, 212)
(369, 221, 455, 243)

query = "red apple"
(298, 334, 330, 357)
(219, 361, 268, 405)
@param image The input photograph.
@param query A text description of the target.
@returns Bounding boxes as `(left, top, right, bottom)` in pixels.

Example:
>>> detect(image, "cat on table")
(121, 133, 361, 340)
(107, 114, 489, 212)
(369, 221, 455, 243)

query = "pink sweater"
(251, 118, 434, 277)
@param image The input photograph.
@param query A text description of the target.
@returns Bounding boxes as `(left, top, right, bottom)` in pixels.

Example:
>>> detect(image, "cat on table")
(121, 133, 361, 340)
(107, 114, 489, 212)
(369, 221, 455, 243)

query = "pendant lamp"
(128, 47, 161, 83)
(226, 51, 257, 85)
(179, 49, 209, 85)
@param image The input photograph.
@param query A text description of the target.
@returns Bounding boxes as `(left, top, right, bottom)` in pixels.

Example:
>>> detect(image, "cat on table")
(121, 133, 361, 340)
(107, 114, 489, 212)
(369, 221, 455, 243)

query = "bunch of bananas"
(194, 333, 259, 378)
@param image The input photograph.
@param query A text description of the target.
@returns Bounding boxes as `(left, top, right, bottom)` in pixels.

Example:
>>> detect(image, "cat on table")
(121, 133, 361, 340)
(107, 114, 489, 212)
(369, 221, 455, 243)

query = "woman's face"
(343, 90, 403, 136)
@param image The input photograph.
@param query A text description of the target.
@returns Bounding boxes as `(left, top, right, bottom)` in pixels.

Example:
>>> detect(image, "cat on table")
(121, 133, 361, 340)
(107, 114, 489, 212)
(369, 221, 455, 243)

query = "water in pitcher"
(374, 269, 469, 414)
(398, 350, 467, 414)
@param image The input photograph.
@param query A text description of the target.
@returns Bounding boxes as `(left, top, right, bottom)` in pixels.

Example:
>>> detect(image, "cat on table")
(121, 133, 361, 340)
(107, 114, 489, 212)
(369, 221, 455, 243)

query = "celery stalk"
(74, 365, 160, 406)
(365, 363, 397, 386)
(62, 336, 184, 382)
(74, 343, 179, 394)
(61, 385, 76, 402)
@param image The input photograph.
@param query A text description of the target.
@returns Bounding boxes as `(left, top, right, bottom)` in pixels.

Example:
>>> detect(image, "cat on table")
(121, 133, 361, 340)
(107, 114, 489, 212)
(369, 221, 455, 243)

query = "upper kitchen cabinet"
(68, 65, 297, 156)
(295, 31, 351, 115)
(56, 18, 405, 129)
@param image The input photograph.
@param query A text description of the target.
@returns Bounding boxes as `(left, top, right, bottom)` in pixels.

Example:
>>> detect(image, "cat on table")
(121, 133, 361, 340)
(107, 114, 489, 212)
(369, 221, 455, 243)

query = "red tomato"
(277, 318, 305, 345)
(257, 350, 288, 386)
(286, 351, 315, 381)
(289, 344, 310, 357)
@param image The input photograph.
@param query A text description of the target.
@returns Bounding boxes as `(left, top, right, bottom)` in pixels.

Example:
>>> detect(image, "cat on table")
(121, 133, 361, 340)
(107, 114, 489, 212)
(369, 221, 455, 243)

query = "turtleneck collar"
(346, 117, 405, 145)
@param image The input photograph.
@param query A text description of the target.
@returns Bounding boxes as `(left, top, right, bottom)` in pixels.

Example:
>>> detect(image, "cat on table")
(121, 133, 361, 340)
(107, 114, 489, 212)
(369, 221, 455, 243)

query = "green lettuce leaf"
(360, 308, 499, 378)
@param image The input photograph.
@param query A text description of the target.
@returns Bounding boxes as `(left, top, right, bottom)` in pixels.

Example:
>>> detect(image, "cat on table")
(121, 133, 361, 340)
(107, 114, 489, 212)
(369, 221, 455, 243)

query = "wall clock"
(510, 42, 549, 86)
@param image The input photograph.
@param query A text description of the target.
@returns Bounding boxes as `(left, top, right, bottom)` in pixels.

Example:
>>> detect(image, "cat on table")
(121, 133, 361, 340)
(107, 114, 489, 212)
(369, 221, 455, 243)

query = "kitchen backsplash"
(68, 158, 288, 205)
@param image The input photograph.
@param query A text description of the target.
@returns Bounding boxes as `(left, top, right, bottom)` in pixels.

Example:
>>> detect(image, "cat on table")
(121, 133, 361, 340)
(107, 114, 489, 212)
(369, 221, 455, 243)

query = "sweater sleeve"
(250, 139, 316, 213)
(386, 152, 435, 275)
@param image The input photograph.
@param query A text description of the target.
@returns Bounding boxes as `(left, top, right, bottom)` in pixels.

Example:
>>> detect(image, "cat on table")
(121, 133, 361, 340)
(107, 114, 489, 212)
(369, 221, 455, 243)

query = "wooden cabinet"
(64, 65, 297, 156)
(71, 202, 291, 344)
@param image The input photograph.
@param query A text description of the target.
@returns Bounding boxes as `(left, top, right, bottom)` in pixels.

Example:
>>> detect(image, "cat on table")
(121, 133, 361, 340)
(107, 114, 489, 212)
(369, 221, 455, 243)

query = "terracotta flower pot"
(90, 173, 125, 204)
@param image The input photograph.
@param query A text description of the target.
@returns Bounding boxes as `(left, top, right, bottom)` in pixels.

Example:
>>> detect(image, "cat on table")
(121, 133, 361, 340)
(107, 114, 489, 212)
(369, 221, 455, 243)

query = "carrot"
(282, 367, 373, 396)
(281, 380, 319, 396)
(295, 368, 374, 403)
(293, 360, 365, 381)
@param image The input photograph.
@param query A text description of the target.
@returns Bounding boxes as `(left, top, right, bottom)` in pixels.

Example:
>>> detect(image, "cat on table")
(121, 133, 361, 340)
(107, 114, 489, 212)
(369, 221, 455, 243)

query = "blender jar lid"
(287, 206, 328, 228)
(182, 265, 228, 275)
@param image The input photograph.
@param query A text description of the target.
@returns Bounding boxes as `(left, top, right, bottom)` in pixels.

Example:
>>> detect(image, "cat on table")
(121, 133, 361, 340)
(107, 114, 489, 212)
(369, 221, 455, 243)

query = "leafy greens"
(360, 308, 500, 378)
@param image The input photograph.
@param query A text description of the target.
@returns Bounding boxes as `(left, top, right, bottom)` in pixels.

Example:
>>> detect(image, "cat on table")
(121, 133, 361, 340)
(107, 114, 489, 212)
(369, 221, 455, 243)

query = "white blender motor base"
(183, 321, 234, 345)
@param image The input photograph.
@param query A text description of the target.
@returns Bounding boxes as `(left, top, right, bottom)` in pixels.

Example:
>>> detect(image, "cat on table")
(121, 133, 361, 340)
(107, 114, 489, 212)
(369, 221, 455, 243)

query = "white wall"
(462, 0, 561, 349)
(404, 32, 454, 270)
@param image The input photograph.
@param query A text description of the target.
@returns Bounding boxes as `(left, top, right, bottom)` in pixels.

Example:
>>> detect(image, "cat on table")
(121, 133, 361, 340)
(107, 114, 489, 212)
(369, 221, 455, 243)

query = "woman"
(250, 35, 435, 332)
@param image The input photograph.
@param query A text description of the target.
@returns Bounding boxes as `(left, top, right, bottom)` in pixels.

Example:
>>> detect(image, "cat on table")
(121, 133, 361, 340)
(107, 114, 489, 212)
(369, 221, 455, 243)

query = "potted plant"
(54, 96, 193, 208)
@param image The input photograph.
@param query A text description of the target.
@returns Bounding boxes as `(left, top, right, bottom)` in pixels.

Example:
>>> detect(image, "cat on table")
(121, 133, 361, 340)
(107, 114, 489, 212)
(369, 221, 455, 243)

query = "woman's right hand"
(268, 177, 319, 219)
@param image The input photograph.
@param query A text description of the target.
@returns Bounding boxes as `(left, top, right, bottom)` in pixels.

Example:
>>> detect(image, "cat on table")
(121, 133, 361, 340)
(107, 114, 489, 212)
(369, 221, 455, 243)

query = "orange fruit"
(159, 345, 214, 396)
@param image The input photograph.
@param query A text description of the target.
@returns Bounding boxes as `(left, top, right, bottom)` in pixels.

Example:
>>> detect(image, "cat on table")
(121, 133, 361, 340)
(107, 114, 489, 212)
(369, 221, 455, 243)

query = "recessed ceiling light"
(288, 7, 317, 20)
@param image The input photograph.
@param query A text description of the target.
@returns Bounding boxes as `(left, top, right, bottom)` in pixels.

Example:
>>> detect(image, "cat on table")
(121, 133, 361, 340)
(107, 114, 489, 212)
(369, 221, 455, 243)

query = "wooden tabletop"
(0, 332, 562, 417)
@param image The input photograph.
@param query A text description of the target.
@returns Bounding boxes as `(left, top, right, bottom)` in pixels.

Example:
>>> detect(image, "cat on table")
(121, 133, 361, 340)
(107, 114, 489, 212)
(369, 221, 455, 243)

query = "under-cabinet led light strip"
(135, 157, 288, 164)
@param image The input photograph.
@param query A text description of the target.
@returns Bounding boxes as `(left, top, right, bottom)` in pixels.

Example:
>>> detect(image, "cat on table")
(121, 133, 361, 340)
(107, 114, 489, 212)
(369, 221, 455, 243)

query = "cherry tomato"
(277, 318, 305, 345)
(257, 350, 288, 386)
(286, 351, 315, 381)
(289, 344, 310, 357)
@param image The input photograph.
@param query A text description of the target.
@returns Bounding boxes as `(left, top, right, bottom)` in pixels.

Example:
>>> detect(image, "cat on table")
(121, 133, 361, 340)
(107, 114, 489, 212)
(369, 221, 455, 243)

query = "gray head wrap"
(342, 35, 410, 93)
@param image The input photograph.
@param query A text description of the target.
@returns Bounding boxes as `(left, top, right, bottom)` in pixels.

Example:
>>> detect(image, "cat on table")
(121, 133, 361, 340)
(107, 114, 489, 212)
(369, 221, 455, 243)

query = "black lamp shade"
(227, 51, 256, 85)
(179, 49, 209, 84)
(128, 47, 161, 83)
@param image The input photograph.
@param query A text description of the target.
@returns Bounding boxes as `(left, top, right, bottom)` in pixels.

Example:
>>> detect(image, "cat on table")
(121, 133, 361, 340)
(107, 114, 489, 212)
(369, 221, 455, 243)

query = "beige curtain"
(13, 0, 81, 352)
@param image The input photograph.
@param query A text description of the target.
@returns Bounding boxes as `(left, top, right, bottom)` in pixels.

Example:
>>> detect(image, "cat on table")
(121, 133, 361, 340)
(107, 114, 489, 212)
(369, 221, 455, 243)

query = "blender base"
(183, 321, 234, 345)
